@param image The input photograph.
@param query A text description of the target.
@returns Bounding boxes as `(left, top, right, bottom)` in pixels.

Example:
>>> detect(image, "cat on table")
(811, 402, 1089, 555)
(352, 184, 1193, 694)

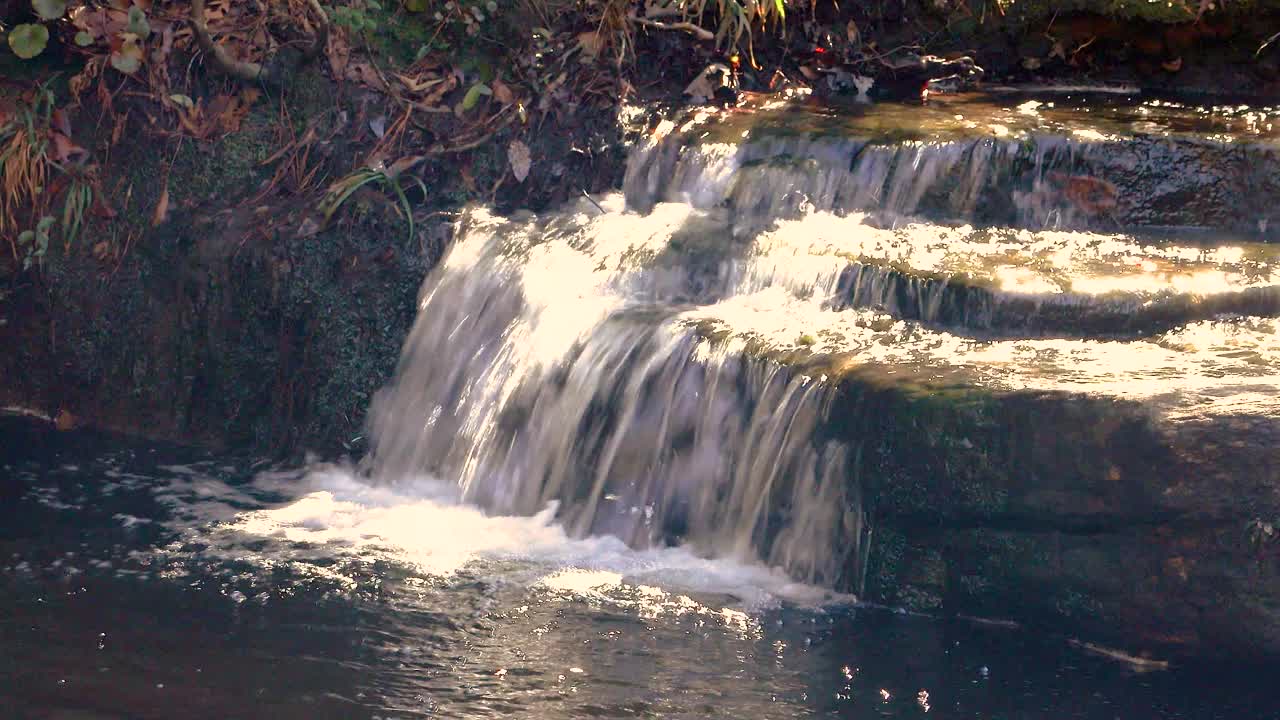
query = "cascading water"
(7, 94, 1280, 719)
(366, 198, 869, 589)
(368, 92, 1280, 598)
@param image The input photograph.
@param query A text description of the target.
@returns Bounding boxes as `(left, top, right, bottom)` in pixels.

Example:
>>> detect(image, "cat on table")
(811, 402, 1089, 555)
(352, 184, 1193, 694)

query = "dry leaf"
(152, 184, 170, 226)
(508, 139, 531, 183)
(846, 20, 860, 47)
(54, 409, 77, 432)
(492, 78, 515, 105)
(576, 31, 602, 60)
(51, 132, 88, 163)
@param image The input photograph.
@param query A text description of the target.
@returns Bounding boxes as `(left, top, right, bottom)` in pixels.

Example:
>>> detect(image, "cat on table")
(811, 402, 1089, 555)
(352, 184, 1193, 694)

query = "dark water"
(1, 417, 1275, 720)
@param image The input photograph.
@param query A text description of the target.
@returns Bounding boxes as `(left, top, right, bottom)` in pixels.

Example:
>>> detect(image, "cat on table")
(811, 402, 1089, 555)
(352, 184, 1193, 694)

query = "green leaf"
(461, 82, 491, 111)
(32, 0, 67, 21)
(18, 230, 34, 246)
(126, 6, 151, 37)
(773, 0, 785, 19)
(8, 23, 49, 60)
(367, 0, 383, 10)
(74, 30, 95, 47)
(111, 52, 141, 74)
(404, 0, 428, 10)
(37, 216, 56, 234)
(168, 94, 194, 110)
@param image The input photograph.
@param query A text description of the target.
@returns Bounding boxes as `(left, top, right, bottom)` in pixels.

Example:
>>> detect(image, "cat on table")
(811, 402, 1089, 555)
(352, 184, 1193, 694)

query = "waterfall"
(367, 98, 1279, 596)
(367, 199, 868, 589)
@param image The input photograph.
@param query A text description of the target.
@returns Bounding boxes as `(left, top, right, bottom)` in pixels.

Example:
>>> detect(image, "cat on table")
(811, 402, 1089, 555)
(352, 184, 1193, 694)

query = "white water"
(133, 461, 847, 616)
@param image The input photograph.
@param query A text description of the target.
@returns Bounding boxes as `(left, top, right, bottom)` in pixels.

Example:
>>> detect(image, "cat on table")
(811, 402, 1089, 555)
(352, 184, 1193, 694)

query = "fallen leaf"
(50, 132, 88, 163)
(508, 139, 531, 183)
(51, 108, 72, 136)
(846, 20, 860, 47)
(370, 115, 387, 138)
(169, 93, 194, 110)
(492, 78, 515, 105)
(577, 31, 602, 61)
(54, 409, 77, 432)
(396, 72, 445, 93)
(92, 241, 111, 260)
(152, 184, 170, 226)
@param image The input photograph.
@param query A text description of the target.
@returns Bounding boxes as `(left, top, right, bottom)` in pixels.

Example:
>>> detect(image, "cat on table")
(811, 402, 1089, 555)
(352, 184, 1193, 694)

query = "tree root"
(191, 0, 330, 83)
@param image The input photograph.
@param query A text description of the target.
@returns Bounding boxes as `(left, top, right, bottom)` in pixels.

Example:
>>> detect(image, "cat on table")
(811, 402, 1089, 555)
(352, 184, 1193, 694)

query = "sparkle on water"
(4, 90, 1280, 719)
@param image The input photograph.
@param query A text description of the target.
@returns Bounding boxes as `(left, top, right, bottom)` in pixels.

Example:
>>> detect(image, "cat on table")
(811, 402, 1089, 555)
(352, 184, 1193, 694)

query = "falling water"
(368, 95, 1279, 595)
(367, 199, 869, 589)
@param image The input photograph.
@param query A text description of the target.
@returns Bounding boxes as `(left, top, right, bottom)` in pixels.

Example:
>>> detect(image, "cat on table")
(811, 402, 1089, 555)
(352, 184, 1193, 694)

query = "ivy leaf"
(74, 30, 95, 47)
(8, 23, 49, 60)
(32, 0, 67, 21)
(126, 6, 151, 38)
(461, 82, 491, 112)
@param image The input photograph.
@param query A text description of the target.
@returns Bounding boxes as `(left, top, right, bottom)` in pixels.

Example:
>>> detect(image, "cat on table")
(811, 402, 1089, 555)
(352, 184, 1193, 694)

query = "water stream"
(3, 91, 1279, 717)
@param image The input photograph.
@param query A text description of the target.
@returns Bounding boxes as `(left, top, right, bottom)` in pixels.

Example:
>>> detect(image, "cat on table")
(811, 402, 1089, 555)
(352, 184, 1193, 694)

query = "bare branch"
(629, 16, 714, 42)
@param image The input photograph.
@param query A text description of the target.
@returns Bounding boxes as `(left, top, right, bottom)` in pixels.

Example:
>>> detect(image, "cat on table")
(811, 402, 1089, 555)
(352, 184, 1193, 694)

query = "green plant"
(1, 85, 54, 252)
(6, 0, 152, 76)
(333, 1, 384, 37)
(1, 83, 95, 264)
(16, 215, 55, 270)
(675, 0, 786, 56)
(318, 158, 428, 243)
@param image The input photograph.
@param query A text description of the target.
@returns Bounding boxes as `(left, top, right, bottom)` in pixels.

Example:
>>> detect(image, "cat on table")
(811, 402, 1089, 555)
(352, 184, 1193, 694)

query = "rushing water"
(4, 92, 1280, 716)
(4, 419, 1280, 719)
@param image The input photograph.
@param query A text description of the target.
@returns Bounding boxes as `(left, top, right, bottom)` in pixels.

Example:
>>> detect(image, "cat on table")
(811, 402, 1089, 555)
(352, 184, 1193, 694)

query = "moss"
(864, 523, 908, 604)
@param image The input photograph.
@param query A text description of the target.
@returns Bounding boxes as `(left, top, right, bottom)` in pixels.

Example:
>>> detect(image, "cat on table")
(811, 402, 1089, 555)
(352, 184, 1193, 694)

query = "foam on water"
(144, 463, 847, 614)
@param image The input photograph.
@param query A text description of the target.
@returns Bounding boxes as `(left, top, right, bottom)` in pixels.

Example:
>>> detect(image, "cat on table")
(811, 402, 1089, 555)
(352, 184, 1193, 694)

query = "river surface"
(1, 417, 1276, 719)
(5, 90, 1280, 716)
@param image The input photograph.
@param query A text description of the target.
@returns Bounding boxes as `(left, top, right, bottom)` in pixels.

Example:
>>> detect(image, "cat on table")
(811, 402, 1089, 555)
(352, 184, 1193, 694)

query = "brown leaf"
(152, 184, 170, 226)
(51, 108, 72, 136)
(54, 409, 77, 432)
(397, 72, 445, 93)
(576, 31, 602, 61)
(492, 78, 515, 105)
(507, 139, 531, 183)
(50, 132, 88, 163)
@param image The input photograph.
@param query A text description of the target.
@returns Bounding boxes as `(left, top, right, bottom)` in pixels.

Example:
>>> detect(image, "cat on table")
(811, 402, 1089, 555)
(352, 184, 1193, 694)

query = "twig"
(581, 190, 605, 214)
(629, 16, 714, 42)
(1260, 30, 1280, 58)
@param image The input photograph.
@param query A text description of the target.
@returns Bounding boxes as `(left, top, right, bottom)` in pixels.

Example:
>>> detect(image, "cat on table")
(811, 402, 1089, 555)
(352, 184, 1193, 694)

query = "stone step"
(680, 304, 1280, 659)
(624, 92, 1280, 236)
(744, 214, 1280, 337)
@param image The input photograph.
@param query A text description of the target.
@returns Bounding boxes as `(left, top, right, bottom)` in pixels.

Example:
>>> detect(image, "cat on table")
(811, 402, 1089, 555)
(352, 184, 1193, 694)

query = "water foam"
(149, 464, 848, 613)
